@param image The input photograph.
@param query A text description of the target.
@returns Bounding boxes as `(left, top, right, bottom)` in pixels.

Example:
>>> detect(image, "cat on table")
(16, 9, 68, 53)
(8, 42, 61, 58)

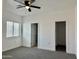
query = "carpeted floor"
(2, 47, 76, 59)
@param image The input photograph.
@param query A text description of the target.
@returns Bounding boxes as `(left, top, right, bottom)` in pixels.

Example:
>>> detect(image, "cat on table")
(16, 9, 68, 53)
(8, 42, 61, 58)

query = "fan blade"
(16, 6, 25, 9)
(31, 5, 41, 9)
(14, 0, 25, 5)
(17, 5, 25, 7)
(28, 8, 31, 12)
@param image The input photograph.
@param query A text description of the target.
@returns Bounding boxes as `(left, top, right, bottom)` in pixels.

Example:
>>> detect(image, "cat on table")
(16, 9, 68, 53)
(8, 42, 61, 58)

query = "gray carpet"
(2, 47, 76, 59)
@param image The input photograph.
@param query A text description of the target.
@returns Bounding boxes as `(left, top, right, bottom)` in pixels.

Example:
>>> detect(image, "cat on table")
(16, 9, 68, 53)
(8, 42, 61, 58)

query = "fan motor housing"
(25, 1, 29, 6)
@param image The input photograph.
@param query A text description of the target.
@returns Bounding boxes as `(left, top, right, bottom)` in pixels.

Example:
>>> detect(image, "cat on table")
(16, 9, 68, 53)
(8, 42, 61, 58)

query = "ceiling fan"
(14, 0, 41, 12)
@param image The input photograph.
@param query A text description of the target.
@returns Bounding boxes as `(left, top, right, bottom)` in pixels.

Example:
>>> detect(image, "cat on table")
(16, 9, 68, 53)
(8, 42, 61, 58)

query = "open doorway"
(55, 21, 66, 52)
(31, 23, 38, 47)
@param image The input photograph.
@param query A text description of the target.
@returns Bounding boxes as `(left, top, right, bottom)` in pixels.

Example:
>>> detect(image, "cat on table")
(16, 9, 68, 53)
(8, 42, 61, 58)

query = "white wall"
(2, 0, 22, 51)
(2, 11, 22, 51)
(22, 0, 76, 55)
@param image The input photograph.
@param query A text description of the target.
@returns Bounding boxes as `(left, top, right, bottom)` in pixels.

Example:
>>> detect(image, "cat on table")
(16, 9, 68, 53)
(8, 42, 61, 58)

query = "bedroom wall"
(2, 11, 22, 51)
(2, 0, 22, 51)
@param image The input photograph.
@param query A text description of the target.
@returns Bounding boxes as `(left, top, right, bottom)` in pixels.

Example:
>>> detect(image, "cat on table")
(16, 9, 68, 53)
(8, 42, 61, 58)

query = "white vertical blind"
(6, 21, 13, 37)
(14, 23, 19, 36)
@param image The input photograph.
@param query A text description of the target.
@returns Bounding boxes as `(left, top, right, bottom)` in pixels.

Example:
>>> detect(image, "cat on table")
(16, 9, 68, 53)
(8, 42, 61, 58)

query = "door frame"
(55, 21, 66, 52)
(54, 19, 69, 53)
(31, 23, 39, 47)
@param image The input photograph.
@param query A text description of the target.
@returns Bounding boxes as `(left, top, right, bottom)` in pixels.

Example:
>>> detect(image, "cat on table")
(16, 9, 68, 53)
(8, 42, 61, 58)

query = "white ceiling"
(4, 0, 76, 16)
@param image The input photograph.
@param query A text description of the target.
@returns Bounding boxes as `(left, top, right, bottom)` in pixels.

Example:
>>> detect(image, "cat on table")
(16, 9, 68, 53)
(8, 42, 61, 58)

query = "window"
(6, 21, 20, 37)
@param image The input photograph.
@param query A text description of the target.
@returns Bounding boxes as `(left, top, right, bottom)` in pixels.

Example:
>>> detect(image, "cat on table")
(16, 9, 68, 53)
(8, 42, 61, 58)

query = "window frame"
(6, 21, 21, 38)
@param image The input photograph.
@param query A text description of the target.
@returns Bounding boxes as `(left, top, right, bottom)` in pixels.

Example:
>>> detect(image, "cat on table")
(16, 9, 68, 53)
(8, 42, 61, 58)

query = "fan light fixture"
(25, 6, 30, 9)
